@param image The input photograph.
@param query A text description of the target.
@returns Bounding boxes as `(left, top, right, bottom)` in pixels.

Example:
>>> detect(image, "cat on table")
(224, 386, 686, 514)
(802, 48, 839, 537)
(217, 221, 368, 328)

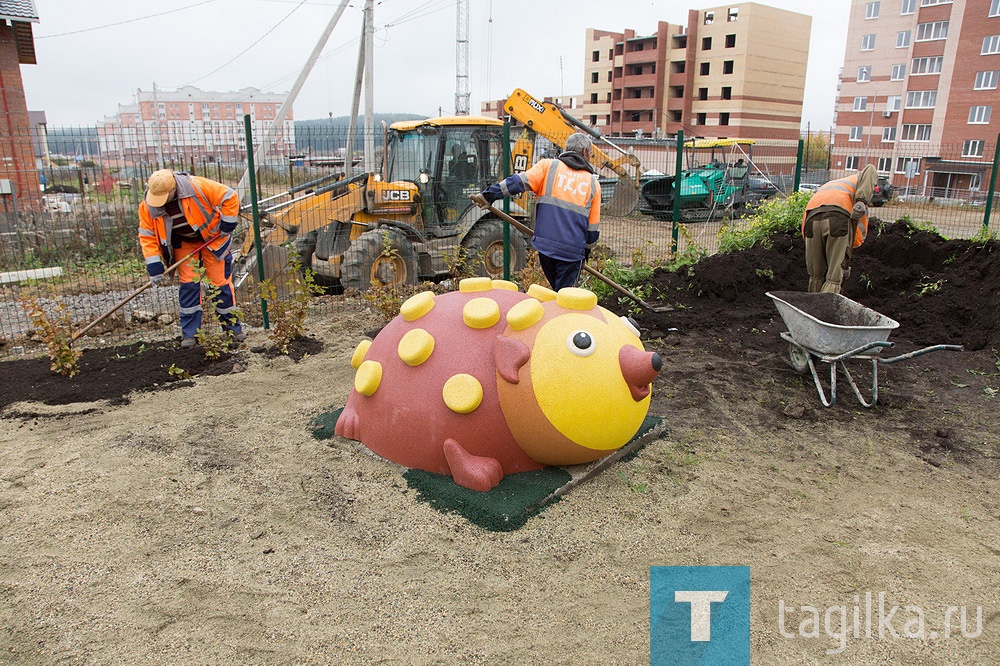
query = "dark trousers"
(538, 253, 583, 292)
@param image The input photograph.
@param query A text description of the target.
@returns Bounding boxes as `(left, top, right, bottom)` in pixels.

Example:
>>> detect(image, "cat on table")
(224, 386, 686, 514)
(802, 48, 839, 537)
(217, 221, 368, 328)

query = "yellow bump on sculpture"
(527, 283, 557, 302)
(400, 291, 435, 322)
(556, 287, 598, 311)
(463, 298, 501, 329)
(355, 360, 383, 396)
(459, 277, 494, 293)
(397, 328, 435, 366)
(491, 279, 519, 292)
(442, 374, 483, 414)
(351, 339, 372, 369)
(506, 299, 545, 331)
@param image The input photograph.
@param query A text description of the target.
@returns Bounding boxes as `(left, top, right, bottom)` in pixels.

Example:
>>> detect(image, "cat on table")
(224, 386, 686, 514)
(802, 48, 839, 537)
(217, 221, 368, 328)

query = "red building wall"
(0, 22, 42, 213)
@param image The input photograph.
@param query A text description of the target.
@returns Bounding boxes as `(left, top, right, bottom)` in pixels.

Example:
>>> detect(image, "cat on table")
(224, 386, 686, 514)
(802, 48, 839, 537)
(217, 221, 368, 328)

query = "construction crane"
(455, 0, 470, 115)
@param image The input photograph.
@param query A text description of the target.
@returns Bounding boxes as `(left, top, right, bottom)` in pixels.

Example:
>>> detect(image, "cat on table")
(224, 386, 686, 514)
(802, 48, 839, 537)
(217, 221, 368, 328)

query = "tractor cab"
(385, 117, 507, 237)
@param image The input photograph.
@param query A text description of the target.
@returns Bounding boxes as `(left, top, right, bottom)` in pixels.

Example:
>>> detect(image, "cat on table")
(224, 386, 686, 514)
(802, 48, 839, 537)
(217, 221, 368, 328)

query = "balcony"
(621, 72, 658, 88)
(621, 97, 655, 112)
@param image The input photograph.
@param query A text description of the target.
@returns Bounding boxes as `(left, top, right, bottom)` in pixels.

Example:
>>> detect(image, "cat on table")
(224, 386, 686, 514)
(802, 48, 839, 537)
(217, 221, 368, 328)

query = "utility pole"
(152, 82, 164, 167)
(363, 0, 375, 170)
(455, 0, 470, 115)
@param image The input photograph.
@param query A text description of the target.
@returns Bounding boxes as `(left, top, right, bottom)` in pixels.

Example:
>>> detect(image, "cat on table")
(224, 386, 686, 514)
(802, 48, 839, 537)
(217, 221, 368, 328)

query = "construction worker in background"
(138, 169, 245, 348)
(478, 132, 601, 291)
(801, 164, 878, 294)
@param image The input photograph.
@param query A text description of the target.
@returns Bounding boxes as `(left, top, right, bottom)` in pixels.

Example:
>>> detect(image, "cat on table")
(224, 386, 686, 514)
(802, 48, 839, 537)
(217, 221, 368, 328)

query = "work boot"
(229, 331, 246, 343)
(180, 337, 197, 348)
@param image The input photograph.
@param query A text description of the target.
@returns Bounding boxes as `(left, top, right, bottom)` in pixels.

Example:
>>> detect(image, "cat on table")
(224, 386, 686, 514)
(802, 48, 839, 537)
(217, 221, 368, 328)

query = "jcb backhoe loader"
(234, 89, 643, 293)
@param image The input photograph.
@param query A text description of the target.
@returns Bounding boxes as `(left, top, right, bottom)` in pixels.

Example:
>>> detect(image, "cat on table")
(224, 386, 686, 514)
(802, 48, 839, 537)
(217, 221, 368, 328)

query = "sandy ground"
(0, 312, 998, 665)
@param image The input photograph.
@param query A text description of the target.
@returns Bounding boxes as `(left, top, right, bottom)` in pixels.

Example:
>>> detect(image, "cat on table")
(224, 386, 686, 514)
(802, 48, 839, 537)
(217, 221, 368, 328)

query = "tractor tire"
(341, 228, 419, 292)
(462, 219, 527, 279)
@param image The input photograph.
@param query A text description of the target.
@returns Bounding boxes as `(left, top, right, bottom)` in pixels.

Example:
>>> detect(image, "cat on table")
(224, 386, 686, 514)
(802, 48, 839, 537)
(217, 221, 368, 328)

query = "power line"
(36, 0, 218, 39)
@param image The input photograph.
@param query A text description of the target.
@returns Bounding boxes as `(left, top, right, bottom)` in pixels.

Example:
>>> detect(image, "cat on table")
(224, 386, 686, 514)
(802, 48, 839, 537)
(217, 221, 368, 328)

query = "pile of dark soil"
(0, 341, 240, 411)
(630, 220, 999, 352)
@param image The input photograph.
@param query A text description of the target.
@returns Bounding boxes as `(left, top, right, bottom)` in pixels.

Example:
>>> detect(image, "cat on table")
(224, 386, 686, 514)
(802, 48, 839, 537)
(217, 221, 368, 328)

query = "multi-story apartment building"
(834, 0, 1000, 198)
(0, 0, 42, 212)
(98, 86, 293, 166)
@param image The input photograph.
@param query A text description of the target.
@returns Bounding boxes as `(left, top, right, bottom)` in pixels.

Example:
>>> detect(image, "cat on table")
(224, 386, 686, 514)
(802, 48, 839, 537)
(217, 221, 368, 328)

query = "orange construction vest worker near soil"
(801, 164, 877, 294)
(138, 169, 244, 348)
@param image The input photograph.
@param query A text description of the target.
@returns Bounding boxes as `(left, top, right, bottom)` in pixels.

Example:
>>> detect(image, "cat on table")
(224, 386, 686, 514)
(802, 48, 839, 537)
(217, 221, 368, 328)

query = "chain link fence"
(1, 120, 997, 355)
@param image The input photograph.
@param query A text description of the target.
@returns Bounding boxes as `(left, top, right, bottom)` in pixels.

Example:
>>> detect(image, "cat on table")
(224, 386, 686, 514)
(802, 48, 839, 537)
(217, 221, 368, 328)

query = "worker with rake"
(138, 169, 245, 348)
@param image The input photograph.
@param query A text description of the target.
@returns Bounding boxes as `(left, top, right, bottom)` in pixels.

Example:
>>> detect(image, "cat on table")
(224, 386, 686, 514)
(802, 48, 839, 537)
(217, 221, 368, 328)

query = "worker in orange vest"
(478, 132, 601, 291)
(138, 169, 244, 348)
(801, 164, 877, 294)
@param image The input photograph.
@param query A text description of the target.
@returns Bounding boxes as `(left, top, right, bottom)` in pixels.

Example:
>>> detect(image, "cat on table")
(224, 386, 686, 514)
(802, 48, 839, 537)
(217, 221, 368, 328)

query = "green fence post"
(794, 138, 804, 194)
(672, 130, 684, 254)
(502, 120, 511, 280)
(983, 133, 1000, 229)
(243, 114, 270, 329)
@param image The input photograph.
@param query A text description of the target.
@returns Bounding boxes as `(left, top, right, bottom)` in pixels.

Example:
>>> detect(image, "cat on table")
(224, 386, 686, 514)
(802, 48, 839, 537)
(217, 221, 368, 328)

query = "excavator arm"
(503, 88, 641, 214)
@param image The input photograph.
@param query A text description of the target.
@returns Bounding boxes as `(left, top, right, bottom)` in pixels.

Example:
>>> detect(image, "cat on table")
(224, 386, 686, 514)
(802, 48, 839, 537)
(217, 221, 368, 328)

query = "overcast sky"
(21, 0, 850, 129)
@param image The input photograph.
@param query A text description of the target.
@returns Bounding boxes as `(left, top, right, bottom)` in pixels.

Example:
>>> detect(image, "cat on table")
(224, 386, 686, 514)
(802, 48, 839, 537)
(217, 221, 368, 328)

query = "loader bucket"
(602, 176, 640, 216)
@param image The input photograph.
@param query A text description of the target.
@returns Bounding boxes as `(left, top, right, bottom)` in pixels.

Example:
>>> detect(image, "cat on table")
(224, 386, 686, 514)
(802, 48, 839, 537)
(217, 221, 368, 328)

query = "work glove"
(851, 201, 867, 221)
(479, 189, 501, 206)
(149, 273, 166, 288)
(584, 247, 592, 262)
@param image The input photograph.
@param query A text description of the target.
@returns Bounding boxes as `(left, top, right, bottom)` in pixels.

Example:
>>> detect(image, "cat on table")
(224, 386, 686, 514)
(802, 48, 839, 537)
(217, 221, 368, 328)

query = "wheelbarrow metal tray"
(767, 291, 900, 356)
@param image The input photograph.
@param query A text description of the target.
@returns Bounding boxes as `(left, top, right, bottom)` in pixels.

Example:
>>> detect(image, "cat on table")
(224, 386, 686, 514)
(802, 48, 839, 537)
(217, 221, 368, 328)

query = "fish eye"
(621, 316, 641, 337)
(566, 330, 596, 357)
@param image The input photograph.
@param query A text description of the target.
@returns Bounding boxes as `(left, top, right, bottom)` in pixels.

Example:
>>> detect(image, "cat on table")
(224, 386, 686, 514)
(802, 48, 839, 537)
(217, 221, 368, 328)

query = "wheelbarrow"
(766, 291, 963, 407)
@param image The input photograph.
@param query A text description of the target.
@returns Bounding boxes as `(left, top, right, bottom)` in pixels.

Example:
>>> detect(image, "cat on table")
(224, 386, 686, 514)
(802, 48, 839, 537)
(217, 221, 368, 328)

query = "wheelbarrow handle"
(878, 344, 964, 364)
(70, 234, 222, 343)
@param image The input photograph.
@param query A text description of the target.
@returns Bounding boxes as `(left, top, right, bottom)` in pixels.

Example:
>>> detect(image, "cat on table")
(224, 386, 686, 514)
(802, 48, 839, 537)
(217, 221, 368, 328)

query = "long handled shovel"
(469, 194, 671, 314)
(71, 235, 222, 343)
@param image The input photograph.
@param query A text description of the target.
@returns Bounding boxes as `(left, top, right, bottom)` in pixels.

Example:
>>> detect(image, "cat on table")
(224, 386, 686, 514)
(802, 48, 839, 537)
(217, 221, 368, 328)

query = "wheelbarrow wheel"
(788, 342, 810, 375)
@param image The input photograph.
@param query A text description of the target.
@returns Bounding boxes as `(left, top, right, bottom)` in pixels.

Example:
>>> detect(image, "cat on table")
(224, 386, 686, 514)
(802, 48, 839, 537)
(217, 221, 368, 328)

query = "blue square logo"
(650, 566, 750, 666)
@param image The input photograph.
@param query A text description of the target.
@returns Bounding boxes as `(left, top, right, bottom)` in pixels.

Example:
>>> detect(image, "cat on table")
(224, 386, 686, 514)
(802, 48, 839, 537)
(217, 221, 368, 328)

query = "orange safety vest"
(801, 173, 868, 248)
(138, 174, 239, 272)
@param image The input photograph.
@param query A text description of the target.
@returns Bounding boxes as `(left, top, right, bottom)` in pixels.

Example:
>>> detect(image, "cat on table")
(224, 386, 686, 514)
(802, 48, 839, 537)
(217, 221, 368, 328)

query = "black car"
(871, 177, 893, 207)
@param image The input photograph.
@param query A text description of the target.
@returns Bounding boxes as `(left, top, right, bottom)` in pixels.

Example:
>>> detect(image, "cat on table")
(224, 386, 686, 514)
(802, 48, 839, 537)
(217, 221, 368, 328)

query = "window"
(861, 34, 876, 50)
(704, 11, 714, 24)
(905, 90, 937, 108)
(698, 87, 709, 100)
(672, 61, 685, 73)
(607, 92, 612, 103)
(592, 51, 600, 62)
(891, 64, 906, 80)
(703, 36, 712, 50)
(887, 95, 902, 111)
(901, 0, 916, 13)
(672, 86, 684, 98)
(700, 62, 711, 75)
(591, 115, 598, 125)
(878, 157, 893, 172)
(846, 156, 859, 170)
(723, 60, 734, 74)
(728, 7, 738, 21)
(720, 112, 730, 126)
(911, 56, 943, 74)
(608, 71, 613, 82)
(975, 71, 999, 89)
(882, 127, 897, 142)
(697, 112, 707, 125)
(850, 126, 864, 141)
(590, 93, 598, 104)
(920, 0, 952, 5)
(963, 140, 985, 157)
(897, 157, 920, 174)
(983, 35, 1000, 55)
(609, 49, 613, 60)
(726, 34, 736, 48)
(854, 96, 869, 111)
(866, 1, 880, 18)
(722, 86, 732, 100)
(969, 106, 993, 123)
(858, 66, 872, 82)
(901, 124, 932, 140)
(916, 21, 948, 41)
(591, 72, 599, 84)
(991, 0, 1000, 17)
(897, 31, 911, 48)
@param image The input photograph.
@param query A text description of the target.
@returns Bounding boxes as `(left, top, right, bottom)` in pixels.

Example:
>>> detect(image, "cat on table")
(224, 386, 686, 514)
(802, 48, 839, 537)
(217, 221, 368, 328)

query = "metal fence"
(1, 119, 997, 354)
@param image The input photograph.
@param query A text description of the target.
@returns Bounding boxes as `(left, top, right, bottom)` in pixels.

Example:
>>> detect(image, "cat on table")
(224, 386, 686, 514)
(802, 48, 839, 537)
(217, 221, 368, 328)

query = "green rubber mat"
(311, 408, 665, 532)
